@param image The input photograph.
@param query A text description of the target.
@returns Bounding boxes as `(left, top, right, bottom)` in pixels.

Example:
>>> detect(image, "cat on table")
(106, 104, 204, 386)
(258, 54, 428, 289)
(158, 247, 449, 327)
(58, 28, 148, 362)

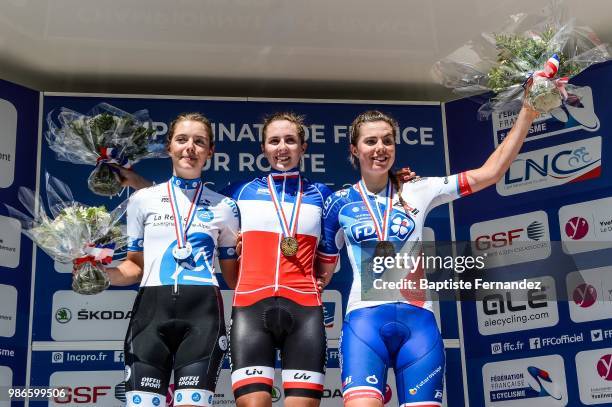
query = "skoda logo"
(55, 308, 72, 324)
(271, 386, 281, 402)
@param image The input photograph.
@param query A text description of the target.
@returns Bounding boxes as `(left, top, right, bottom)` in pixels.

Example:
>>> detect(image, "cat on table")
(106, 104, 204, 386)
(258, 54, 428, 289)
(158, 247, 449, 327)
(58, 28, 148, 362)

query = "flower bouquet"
(432, 1, 611, 118)
(46, 103, 166, 196)
(5, 174, 128, 294)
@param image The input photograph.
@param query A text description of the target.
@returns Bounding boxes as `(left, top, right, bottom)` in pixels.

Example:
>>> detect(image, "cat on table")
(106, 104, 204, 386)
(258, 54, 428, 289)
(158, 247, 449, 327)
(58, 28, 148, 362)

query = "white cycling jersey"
(318, 174, 472, 314)
(127, 175, 239, 288)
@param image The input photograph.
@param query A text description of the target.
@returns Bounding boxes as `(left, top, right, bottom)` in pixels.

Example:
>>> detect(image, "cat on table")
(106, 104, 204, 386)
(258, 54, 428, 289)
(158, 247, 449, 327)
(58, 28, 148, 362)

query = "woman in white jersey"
(316, 106, 538, 407)
(104, 113, 240, 407)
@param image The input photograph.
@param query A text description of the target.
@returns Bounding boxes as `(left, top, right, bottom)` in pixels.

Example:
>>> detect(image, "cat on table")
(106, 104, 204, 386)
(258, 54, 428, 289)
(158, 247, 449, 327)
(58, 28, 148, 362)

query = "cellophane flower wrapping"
(5, 174, 129, 294)
(432, 1, 611, 118)
(46, 103, 166, 196)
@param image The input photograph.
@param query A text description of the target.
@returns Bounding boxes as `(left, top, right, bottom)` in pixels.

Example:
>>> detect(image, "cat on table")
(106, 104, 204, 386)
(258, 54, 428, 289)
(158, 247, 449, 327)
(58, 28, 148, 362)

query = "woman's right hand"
(108, 164, 153, 191)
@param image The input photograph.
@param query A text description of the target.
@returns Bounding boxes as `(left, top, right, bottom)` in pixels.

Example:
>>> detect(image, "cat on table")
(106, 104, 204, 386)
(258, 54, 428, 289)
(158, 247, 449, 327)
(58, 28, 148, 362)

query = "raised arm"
(464, 106, 539, 193)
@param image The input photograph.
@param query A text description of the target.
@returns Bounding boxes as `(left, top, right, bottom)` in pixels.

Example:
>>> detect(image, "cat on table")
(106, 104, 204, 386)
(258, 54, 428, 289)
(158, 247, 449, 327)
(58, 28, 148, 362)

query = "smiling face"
(262, 119, 307, 171)
(350, 120, 396, 177)
(167, 119, 214, 179)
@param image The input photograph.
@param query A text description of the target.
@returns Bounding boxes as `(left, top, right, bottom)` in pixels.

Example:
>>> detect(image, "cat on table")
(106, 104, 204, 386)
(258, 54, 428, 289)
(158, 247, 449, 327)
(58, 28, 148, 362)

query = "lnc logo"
(505, 146, 598, 184)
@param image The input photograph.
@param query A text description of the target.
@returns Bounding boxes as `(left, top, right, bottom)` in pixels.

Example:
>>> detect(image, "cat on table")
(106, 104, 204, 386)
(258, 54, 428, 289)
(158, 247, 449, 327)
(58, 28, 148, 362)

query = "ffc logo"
(597, 354, 612, 381)
(565, 217, 589, 240)
(573, 283, 597, 308)
(527, 366, 563, 400)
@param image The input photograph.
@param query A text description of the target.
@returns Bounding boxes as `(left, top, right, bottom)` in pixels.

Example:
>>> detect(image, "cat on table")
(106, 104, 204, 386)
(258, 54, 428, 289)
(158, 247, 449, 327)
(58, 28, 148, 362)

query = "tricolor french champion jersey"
(127, 176, 239, 288)
(318, 174, 471, 314)
(222, 169, 332, 307)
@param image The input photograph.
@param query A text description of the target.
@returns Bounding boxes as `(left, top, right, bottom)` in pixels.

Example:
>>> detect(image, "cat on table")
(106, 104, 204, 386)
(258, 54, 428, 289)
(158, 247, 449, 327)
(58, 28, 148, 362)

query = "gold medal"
(280, 236, 299, 257)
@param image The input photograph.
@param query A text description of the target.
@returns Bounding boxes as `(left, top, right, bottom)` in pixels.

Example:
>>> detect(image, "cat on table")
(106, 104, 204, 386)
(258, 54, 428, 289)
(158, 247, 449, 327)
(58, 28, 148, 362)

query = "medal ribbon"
(167, 178, 203, 250)
(356, 180, 393, 241)
(267, 174, 303, 239)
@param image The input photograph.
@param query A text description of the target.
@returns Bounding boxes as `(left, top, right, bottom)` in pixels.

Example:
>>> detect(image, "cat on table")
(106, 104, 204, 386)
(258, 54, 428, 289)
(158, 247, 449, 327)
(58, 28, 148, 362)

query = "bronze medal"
(280, 236, 299, 257)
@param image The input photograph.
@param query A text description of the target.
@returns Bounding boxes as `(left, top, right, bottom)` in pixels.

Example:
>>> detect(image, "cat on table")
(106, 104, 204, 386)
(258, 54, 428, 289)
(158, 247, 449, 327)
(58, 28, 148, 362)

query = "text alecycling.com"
(482, 311, 550, 328)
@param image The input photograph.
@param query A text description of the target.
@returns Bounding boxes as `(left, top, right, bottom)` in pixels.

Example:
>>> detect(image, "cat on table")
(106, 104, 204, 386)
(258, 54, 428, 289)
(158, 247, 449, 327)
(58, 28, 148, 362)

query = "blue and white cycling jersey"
(127, 175, 239, 287)
(317, 173, 471, 314)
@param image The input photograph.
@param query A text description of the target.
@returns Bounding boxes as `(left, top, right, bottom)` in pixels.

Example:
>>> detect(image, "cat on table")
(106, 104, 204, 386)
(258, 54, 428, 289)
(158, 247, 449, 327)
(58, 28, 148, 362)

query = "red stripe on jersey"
(458, 172, 472, 196)
(232, 377, 273, 391)
(283, 382, 324, 391)
(316, 251, 338, 264)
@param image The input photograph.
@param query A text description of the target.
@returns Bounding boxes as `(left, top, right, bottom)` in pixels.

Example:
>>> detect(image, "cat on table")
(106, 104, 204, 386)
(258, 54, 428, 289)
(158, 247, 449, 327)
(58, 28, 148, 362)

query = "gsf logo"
(483, 288, 548, 315)
(53, 386, 111, 403)
(475, 221, 544, 250)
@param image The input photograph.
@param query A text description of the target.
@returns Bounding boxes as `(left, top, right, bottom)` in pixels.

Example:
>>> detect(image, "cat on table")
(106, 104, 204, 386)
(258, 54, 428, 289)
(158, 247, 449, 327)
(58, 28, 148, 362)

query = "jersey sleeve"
(316, 190, 347, 264)
(219, 179, 249, 200)
(422, 172, 472, 212)
(126, 190, 146, 252)
(217, 197, 240, 260)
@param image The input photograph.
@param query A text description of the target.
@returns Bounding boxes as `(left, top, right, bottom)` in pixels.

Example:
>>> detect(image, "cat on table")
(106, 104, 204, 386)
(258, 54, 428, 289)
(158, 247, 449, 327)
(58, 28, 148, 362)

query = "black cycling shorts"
(229, 297, 327, 400)
(124, 285, 226, 407)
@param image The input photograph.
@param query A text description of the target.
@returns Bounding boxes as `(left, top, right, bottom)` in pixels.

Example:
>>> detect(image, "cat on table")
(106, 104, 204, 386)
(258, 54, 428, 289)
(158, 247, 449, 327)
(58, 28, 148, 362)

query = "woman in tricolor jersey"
(316, 105, 538, 407)
(105, 113, 240, 407)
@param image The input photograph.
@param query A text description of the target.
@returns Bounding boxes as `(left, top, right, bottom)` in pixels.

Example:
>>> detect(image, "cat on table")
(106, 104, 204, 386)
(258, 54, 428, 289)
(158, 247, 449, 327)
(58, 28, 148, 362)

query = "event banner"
(447, 61, 612, 406)
(30, 95, 463, 405)
(0, 78, 39, 399)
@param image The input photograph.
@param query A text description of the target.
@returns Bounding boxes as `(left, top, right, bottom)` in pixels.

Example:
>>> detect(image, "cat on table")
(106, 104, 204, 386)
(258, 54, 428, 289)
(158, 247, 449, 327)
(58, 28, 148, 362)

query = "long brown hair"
(349, 110, 408, 211)
(261, 112, 306, 145)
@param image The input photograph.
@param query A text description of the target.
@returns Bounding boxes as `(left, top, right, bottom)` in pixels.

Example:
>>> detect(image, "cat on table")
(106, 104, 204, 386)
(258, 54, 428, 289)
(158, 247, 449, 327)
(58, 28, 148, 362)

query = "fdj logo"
(388, 214, 414, 240)
(55, 308, 72, 323)
(350, 222, 377, 242)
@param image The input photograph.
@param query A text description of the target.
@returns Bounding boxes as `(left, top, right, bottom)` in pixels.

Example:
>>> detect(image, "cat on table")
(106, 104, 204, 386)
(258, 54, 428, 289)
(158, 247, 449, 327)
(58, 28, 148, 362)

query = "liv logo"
(497, 136, 601, 196)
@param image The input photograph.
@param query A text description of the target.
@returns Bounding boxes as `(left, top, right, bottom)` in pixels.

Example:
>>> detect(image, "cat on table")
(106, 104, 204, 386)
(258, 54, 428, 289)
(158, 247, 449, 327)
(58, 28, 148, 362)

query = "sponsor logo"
(565, 216, 589, 240)
(567, 267, 612, 323)
(178, 376, 199, 387)
(407, 366, 442, 397)
(476, 276, 559, 335)
(574, 283, 597, 308)
(192, 392, 201, 402)
(559, 197, 612, 254)
(246, 369, 263, 376)
(366, 375, 378, 384)
(470, 211, 551, 268)
(51, 290, 136, 341)
(55, 308, 72, 323)
(0, 100, 17, 188)
(293, 372, 311, 380)
(141, 377, 161, 389)
(196, 208, 214, 222)
(350, 212, 415, 243)
(133, 394, 142, 404)
(0, 216, 20, 268)
(576, 348, 612, 404)
(152, 396, 161, 406)
(53, 386, 112, 404)
(483, 355, 567, 405)
(597, 355, 612, 381)
(271, 386, 281, 402)
(493, 87, 600, 145)
(498, 136, 601, 196)
(159, 232, 216, 285)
